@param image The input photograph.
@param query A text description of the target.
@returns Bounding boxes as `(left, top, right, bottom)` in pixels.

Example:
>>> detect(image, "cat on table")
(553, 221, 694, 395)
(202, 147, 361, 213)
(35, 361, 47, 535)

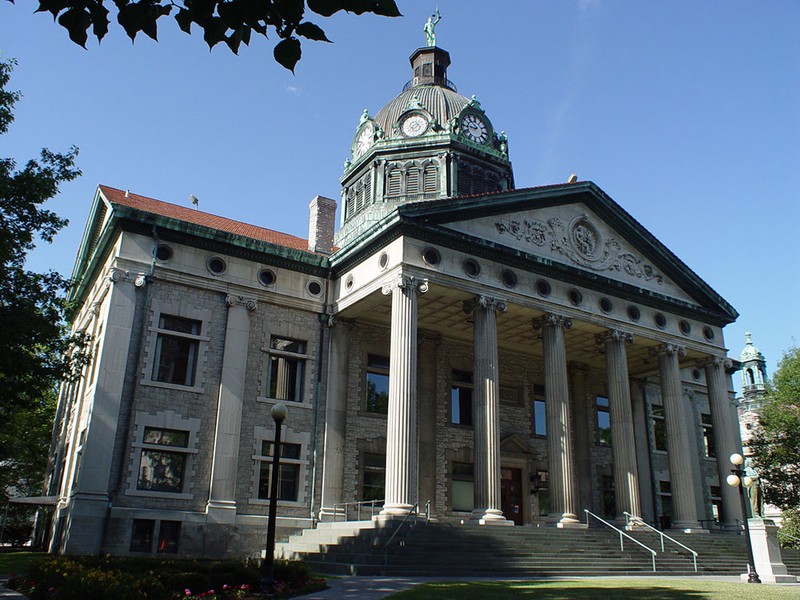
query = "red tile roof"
(99, 185, 312, 253)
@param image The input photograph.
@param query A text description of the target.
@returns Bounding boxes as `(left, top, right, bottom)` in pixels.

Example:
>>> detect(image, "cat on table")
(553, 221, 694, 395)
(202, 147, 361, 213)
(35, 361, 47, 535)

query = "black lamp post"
(261, 402, 288, 594)
(727, 452, 760, 584)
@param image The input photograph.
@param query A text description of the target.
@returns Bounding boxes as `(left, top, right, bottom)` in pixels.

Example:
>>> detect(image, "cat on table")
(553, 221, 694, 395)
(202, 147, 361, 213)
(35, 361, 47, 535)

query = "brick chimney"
(307, 195, 337, 254)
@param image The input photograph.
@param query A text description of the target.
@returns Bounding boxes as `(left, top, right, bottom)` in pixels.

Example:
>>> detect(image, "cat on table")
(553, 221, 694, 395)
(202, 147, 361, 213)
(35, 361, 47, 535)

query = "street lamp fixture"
(261, 402, 289, 593)
(726, 452, 760, 584)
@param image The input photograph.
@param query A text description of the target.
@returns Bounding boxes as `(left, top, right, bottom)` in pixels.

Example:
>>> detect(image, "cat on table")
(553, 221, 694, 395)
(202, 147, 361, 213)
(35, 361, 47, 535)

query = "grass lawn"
(0, 550, 47, 577)
(388, 578, 800, 599)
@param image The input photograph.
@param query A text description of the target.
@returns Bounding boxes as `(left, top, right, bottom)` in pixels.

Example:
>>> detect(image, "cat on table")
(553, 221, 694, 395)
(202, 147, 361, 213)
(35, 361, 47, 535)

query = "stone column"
(630, 380, 655, 524)
(569, 362, 592, 515)
(702, 356, 744, 527)
(207, 294, 257, 522)
(319, 318, 354, 520)
(597, 330, 641, 523)
(532, 314, 580, 526)
(652, 343, 702, 531)
(465, 296, 512, 525)
(417, 330, 441, 518)
(379, 274, 427, 517)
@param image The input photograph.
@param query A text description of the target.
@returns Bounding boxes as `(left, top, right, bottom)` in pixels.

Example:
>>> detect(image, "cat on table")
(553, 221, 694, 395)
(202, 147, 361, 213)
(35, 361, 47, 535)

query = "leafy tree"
(0, 59, 88, 542)
(6, 0, 401, 71)
(749, 346, 800, 510)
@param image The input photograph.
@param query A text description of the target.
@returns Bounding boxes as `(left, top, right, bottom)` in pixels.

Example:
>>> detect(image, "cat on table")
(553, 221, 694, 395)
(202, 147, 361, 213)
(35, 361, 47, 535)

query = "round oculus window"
(258, 268, 276, 286)
(155, 244, 173, 261)
(500, 269, 517, 288)
(599, 297, 613, 314)
(703, 326, 715, 341)
(307, 280, 322, 296)
(655, 313, 667, 329)
(679, 320, 692, 335)
(345, 274, 354, 290)
(568, 289, 583, 306)
(536, 279, 551, 297)
(207, 256, 226, 275)
(627, 305, 641, 322)
(379, 252, 389, 270)
(422, 247, 441, 266)
(463, 259, 481, 278)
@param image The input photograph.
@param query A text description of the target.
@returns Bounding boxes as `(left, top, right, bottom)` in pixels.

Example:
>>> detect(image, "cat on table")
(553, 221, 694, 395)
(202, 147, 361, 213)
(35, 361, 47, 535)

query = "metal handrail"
(332, 499, 384, 522)
(624, 511, 698, 572)
(383, 503, 426, 570)
(585, 509, 657, 572)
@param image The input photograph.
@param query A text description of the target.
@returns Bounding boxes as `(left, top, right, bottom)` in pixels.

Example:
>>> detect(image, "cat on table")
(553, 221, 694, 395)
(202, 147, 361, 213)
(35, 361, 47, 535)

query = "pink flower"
(185, 589, 192, 596)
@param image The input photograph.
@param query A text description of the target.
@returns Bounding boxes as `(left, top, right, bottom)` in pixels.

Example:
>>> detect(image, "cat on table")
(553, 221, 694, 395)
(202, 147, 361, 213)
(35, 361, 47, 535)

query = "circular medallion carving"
(570, 218, 601, 260)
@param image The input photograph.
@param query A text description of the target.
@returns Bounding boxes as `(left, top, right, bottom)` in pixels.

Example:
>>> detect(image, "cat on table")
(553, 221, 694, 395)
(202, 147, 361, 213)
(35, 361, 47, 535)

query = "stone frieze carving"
(495, 214, 663, 285)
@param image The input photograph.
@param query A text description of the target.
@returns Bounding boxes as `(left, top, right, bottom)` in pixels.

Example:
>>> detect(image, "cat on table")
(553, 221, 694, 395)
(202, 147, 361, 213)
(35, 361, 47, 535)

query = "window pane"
(260, 441, 301, 459)
(154, 334, 198, 386)
(451, 385, 472, 426)
(270, 355, 303, 401)
(654, 419, 667, 451)
(362, 452, 385, 502)
(452, 480, 474, 512)
(258, 462, 300, 501)
(270, 337, 306, 354)
(159, 315, 201, 335)
(597, 411, 611, 445)
(143, 427, 189, 448)
(137, 450, 186, 493)
(367, 354, 389, 369)
(534, 399, 546, 436)
(157, 521, 181, 554)
(130, 519, 155, 552)
(366, 372, 389, 413)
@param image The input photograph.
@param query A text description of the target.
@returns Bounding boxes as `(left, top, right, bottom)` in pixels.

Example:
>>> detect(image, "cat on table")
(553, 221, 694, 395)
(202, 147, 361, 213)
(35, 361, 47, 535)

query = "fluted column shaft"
(380, 275, 427, 517)
(598, 330, 641, 522)
(466, 296, 509, 524)
(703, 356, 744, 526)
(533, 314, 579, 525)
(655, 344, 701, 530)
(319, 318, 353, 520)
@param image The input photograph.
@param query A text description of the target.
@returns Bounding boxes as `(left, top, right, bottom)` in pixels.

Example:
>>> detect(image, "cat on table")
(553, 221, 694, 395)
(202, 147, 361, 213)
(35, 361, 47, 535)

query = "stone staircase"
(274, 520, 797, 577)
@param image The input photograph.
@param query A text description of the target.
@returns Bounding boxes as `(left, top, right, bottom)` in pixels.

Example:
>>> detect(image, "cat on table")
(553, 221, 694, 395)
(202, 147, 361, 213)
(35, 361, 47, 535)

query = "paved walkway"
(2, 574, 799, 599)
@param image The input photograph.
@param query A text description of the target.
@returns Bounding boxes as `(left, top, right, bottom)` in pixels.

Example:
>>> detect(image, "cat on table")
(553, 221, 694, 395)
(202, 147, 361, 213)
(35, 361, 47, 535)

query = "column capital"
(225, 294, 258, 312)
(532, 313, 573, 331)
(463, 295, 508, 315)
(107, 267, 146, 287)
(697, 355, 732, 370)
(381, 274, 429, 296)
(649, 343, 686, 358)
(326, 315, 355, 330)
(595, 329, 634, 345)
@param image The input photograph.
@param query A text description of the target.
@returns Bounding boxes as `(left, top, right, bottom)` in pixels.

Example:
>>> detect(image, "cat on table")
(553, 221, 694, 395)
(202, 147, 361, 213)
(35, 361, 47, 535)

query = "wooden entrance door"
(501, 467, 524, 525)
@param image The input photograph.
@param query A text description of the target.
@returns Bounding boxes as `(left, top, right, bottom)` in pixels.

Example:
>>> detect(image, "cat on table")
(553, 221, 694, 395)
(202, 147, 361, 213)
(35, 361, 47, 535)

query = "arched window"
(406, 165, 421, 197)
(423, 164, 438, 196)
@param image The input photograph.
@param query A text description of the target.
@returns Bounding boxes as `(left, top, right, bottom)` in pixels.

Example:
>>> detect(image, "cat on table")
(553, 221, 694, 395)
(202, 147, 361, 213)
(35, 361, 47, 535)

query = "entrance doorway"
(500, 467, 524, 525)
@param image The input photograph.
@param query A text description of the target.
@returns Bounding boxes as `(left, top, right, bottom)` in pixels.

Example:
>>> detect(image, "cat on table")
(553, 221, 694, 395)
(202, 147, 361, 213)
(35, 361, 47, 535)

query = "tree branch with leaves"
(7, 0, 401, 71)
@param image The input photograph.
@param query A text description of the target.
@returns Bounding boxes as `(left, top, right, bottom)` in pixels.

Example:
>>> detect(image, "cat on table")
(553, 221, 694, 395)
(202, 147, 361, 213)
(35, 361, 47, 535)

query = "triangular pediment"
(442, 203, 692, 302)
(391, 182, 737, 322)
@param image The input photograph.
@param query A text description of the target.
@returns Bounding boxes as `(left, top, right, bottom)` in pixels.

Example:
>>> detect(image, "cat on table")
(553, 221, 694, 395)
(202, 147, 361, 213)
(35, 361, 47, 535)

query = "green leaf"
(296, 21, 330, 42)
(57, 7, 91, 48)
(273, 37, 301, 72)
(307, 0, 345, 18)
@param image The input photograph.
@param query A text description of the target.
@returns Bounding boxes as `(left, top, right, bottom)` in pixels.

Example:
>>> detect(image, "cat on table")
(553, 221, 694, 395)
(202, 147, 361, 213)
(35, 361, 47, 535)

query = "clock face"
(461, 113, 489, 144)
(401, 114, 428, 137)
(354, 125, 374, 157)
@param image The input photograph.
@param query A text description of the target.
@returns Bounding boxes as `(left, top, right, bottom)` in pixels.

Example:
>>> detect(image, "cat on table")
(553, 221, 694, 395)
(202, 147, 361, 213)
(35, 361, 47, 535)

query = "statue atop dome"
(423, 8, 441, 47)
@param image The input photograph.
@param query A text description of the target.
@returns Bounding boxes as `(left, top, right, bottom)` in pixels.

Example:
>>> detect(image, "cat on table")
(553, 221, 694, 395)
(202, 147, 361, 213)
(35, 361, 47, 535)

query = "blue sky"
(2, 1, 798, 386)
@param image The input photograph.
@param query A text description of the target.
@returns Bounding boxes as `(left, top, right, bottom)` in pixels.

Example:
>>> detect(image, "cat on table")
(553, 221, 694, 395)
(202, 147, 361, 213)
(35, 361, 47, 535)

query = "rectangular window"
(597, 395, 611, 445)
(499, 384, 522, 407)
(268, 337, 307, 402)
(156, 521, 181, 554)
(450, 370, 473, 426)
(361, 452, 385, 502)
(533, 384, 546, 436)
(137, 427, 190, 493)
(130, 519, 155, 552)
(451, 462, 474, 512)
(257, 441, 302, 501)
(701, 413, 716, 458)
(153, 315, 202, 386)
(658, 480, 673, 529)
(601, 475, 615, 517)
(710, 485, 722, 523)
(534, 469, 549, 516)
(365, 354, 390, 414)
(652, 404, 667, 451)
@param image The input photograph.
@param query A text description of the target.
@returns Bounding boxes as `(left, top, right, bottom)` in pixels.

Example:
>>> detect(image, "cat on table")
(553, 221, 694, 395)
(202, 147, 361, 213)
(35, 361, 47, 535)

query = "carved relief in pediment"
(495, 214, 664, 285)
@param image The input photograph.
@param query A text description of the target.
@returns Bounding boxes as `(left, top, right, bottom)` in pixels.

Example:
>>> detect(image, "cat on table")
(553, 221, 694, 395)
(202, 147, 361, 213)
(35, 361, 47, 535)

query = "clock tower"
(335, 44, 515, 247)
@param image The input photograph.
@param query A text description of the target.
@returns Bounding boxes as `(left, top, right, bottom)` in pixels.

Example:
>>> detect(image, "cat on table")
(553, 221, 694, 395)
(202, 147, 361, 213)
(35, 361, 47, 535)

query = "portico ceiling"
(337, 282, 710, 379)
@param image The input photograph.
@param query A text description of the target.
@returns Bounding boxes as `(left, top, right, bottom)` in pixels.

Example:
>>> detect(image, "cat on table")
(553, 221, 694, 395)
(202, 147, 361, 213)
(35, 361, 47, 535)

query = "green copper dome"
(374, 84, 470, 138)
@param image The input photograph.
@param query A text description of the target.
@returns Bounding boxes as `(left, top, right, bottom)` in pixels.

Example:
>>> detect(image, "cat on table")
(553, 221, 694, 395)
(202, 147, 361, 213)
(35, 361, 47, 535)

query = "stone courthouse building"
(44, 39, 745, 557)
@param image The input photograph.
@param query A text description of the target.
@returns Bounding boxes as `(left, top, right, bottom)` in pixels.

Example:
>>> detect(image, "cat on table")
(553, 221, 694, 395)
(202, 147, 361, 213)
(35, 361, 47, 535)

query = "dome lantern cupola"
(335, 17, 515, 248)
(739, 331, 767, 409)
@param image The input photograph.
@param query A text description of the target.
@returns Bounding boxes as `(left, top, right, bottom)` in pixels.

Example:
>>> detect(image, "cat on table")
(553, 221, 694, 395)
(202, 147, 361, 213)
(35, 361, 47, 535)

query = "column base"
(377, 503, 416, 519)
(468, 509, 514, 526)
(547, 513, 585, 528)
(669, 526, 709, 534)
(742, 573, 797, 584)
(206, 500, 237, 524)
